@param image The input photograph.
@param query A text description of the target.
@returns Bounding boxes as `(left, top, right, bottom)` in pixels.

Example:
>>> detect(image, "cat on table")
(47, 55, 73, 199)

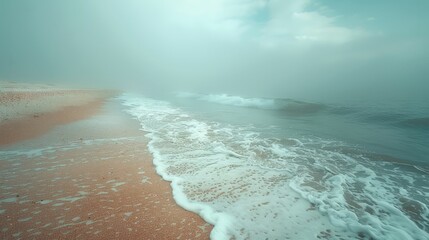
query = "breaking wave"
(121, 93, 429, 240)
(177, 92, 325, 114)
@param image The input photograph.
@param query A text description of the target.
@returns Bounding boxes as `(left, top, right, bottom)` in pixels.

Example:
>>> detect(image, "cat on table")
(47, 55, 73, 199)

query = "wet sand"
(0, 86, 115, 145)
(0, 90, 212, 239)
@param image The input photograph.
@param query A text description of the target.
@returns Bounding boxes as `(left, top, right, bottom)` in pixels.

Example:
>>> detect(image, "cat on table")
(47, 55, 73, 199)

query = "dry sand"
(0, 86, 212, 239)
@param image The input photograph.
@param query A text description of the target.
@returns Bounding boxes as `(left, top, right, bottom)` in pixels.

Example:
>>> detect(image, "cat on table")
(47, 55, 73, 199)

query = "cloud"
(157, 0, 368, 47)
(261, 3, 367, 46)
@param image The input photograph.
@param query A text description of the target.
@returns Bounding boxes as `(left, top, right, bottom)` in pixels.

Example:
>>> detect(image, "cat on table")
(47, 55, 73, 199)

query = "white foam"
(18, 217, 32, 222)
(39, 200, 53, 205)
(120, 94, 429, 240)
(177, 92, 279, 110)
(120, 94, 346, 239)
(0, 137, 137, 160)
(57, 196, 86, 203)
(0, 197, 17, 203)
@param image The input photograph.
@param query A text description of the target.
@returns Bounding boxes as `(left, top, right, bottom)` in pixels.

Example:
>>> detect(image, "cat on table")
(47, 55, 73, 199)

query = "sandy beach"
(0, 83, 211, 239)
(1, 1, 428, 238)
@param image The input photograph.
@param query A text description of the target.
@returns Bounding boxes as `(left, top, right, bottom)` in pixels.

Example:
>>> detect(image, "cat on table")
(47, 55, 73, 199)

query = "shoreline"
(0, 86, 212, 239)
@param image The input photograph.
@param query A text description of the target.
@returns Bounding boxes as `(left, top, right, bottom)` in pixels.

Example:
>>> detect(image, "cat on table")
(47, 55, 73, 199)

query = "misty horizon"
(1, 0, 428, 104)
(1, 2, 429, 239)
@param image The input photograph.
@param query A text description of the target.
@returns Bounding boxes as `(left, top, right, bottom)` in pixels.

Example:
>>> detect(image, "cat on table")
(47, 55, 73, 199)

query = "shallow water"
(121, 93, 429, 240)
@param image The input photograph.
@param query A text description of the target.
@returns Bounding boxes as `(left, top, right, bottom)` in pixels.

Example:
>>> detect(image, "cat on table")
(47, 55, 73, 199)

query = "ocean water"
(120, 93, 429, 240)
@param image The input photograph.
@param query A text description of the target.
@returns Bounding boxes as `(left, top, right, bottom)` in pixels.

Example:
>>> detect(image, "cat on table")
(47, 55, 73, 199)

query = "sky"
(0, 0, 428, 103)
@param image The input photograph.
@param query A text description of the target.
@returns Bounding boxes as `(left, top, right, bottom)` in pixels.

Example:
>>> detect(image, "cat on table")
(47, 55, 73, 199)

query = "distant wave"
(358, 111, 429, 129)
(177, 92, 278, 109)
(400, 117, 429, 128)
(177, 92, 325, 114)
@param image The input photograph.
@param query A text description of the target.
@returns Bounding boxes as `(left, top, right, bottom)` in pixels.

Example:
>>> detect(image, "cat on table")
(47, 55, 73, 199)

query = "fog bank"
(1, 0, 428, 104)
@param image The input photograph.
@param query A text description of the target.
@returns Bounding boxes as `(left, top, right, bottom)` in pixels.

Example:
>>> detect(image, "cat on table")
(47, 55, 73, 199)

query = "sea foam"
(120, 94, 429, 240)
(177, 92, 325, 114)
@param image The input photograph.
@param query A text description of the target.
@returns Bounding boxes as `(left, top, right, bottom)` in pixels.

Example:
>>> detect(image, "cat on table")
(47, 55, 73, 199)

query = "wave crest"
(177, 92, 324, 114)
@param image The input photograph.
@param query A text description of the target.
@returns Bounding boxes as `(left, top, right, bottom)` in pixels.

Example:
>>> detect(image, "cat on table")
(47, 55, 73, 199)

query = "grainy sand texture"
(0, 81, 116, 145)
(0, 83, 212, 239)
